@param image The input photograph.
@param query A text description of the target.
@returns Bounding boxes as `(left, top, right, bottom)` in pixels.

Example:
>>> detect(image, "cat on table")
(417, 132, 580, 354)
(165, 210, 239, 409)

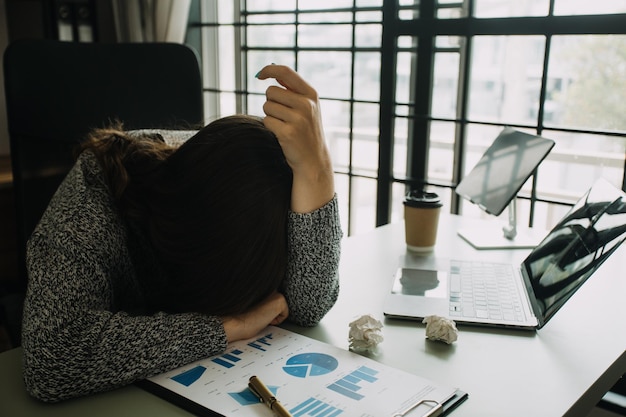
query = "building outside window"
(188, 0, 626, 237)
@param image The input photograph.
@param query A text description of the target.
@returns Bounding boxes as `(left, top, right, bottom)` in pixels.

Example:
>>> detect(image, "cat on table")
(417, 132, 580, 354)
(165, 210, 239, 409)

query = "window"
(189, 0, 626, 237)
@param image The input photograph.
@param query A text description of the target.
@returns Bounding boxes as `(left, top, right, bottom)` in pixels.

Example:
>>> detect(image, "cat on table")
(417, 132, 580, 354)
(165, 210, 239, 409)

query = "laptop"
(383, 177, 626, 329)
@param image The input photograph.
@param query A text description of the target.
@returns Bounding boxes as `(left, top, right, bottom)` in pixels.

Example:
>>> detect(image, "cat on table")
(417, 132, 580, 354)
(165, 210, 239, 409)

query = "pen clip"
(248, 383, 262, 402)
(248, 375, 277, 405)
(249, 376, 291, 417)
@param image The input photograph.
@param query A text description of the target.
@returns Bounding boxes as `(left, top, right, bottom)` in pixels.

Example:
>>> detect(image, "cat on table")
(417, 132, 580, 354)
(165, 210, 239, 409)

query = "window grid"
(240, 3, 386, 236)
(380, 0, 626, 230)
(193, 0, 626, 236)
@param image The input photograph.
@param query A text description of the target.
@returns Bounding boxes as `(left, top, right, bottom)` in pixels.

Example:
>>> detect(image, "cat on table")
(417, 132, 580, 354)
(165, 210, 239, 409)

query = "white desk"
(1, 214, 625, 417)
(286, 214, 626, 417)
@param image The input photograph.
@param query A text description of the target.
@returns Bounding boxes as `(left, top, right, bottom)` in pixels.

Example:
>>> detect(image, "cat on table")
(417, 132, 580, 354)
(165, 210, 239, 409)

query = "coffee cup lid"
(403, 190, 442, 208)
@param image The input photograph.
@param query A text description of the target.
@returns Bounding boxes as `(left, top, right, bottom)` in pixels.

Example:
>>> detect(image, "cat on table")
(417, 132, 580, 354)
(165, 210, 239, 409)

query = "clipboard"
(139, 326, 469, 417)
(138, 380, 467, 417)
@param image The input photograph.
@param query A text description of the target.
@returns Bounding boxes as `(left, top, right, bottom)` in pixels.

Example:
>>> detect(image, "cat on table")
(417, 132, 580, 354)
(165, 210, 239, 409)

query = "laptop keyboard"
(448, 260, 525, 322)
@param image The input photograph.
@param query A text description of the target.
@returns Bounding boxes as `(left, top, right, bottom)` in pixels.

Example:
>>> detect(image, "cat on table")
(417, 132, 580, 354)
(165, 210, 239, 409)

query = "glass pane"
(298, 0, 353, 10)
(323, 99, 351, 172)
(298, 51, 353, 99)
(435, 35, 462, 49)
(357, 0, 383, 6)
(545, 35, 626, 132)
(352, 110, 380, 176)
(396, 104, 412, 117)
(216, 1, 235, 23)
(299, 12, 352, 23)
(204, 91, 238, 120)
(202, 27, 220, 90)
(431, 185, 452, 215)
(473, 0, 549, 17)
(356, 11, 383, 22)
(246, 93, 266, 118)
(355, 24, 382, 47)
(437, 7, 463, 19)
(354, 52, 381, 101)
(431, 52, 459, 119)
(391, 182, 406, 224)
(395, 51, 417, 104)
(398, 36, 415, 49)
(352, 103, 380, 178)
(468, 35, 546, 125)
(247, 13, 296, 24)
(350, 177, 377, 236)
(428, 121, 456, 183)
(298, 24, 353, 47)
(246, 0, 296, 11)
(247, 25, 295, 47)
(353, 102, 380, 131)
(538, 130, 626, 203)
(399, 9, 418, 20)
(553, 0, 626, 15)
(204, 91, 219, 122)
(393, 116, 409, 178)
(246, 51, 296, 94)
(217, 26, 238, 88)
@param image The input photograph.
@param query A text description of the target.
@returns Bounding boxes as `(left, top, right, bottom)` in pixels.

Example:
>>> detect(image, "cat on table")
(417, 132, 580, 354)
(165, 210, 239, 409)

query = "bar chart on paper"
(327, 366, 378, 401)
(146, 326, 465, 417)
(290, 396, 344, 417)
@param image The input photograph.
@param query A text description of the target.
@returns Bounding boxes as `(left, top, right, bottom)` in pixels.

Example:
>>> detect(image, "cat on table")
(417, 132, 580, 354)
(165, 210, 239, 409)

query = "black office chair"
(2, 39, 204, 347)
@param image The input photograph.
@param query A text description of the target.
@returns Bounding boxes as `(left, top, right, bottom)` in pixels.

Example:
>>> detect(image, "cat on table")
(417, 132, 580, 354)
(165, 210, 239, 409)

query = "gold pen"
(248, 375, 293, 417)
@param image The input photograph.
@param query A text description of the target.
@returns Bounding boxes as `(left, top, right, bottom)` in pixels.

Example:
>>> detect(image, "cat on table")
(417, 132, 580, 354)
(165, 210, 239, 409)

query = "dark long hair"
(81, 115, 293, 316)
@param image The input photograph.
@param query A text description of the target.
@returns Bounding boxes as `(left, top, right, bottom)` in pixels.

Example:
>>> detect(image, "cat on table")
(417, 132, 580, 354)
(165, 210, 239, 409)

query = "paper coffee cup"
(404, 191, 442, 252)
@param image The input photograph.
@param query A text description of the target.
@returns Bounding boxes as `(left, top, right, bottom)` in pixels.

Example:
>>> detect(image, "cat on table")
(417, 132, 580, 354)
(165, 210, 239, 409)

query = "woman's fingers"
(256, 64, 317, 98)
(264, 85, 303, 115)
(256, 64, 335, 213)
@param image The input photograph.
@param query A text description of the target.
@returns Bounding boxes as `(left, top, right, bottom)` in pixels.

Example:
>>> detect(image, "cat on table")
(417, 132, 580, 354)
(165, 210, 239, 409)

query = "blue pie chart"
(282, 353, 338, 378)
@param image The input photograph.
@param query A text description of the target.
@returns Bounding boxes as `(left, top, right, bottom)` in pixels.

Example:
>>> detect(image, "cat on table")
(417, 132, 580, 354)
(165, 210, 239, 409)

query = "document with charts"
(141, 326, 467, 417)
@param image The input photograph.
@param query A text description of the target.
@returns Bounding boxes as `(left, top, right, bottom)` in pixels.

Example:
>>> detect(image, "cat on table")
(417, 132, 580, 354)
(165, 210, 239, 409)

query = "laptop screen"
(522, 178, 626, 328)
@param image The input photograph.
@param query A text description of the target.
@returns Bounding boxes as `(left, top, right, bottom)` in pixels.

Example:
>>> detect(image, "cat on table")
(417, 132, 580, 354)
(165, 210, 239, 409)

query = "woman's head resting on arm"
(83, 115, 293, 317)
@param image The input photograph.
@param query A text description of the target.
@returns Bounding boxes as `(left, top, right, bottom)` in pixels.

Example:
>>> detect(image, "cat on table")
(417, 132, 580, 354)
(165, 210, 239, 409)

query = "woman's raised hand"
(256, 64, 335, 213)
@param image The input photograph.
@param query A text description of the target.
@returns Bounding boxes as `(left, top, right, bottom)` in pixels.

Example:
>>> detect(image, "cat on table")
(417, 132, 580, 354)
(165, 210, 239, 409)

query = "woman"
(21, 65, 341, 402)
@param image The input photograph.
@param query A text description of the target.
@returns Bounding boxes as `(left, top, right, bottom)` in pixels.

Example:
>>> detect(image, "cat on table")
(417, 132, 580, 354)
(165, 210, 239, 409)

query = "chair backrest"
(3, 39, 204, 285)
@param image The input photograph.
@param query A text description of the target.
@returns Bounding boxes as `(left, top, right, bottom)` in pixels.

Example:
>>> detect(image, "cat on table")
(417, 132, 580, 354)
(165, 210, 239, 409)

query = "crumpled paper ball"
(422, 315, 458, 344)
(348, 314, 384, 353)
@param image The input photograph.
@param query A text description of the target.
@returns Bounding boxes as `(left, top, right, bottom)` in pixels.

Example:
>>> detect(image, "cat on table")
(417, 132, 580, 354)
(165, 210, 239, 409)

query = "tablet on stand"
(455, 128, 555, 250)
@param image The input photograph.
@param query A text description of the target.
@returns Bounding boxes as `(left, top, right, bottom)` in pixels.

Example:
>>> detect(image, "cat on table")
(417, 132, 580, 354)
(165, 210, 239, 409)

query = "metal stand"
(457, 198, 545, 250)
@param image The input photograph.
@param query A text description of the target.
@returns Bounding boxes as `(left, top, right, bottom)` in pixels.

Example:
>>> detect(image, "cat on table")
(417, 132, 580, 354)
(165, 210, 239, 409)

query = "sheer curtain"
(112, 0, 191, 43)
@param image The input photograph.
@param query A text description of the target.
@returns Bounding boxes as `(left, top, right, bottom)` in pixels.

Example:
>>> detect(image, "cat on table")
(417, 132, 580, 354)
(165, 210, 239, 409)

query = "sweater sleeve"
(21, 154, 229, 403)
(22, 236, 228, 403)
(282, 195, 342, 326)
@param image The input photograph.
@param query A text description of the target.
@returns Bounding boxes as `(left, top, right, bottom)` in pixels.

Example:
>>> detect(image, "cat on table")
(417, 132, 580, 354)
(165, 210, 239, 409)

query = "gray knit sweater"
(21, 151, 342, 402)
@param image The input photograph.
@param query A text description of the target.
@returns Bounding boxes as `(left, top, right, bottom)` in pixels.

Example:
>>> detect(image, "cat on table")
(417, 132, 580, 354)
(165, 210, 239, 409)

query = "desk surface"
(1, 214, 625, 417)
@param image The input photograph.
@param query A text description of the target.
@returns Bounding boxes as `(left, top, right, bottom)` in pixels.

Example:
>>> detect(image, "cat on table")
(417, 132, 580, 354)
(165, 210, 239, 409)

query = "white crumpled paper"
(422, 315, 458, 344)
(348, 314, 384, 353)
